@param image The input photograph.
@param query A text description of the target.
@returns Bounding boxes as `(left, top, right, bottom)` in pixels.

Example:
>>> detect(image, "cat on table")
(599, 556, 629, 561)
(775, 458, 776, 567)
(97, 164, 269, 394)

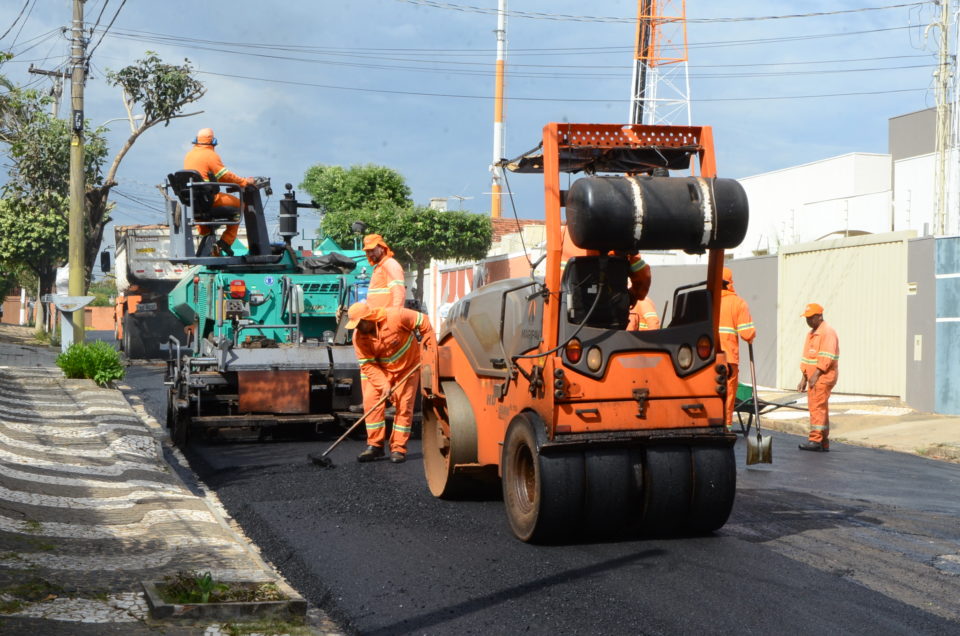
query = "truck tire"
(122, 315, 147, 360)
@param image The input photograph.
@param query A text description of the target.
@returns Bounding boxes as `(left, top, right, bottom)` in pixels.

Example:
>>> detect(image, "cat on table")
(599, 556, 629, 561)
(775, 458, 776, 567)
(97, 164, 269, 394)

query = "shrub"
(56, 340, 124, 386)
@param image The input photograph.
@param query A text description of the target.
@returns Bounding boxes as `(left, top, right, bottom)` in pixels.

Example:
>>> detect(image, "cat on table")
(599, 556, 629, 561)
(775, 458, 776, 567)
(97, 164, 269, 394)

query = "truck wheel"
(687, 445, 736, 534)
(422, 381, 479, 498)
(122, 315, 146, 360)
(502, 413, 584, 543)
(640, 445, 693, 536)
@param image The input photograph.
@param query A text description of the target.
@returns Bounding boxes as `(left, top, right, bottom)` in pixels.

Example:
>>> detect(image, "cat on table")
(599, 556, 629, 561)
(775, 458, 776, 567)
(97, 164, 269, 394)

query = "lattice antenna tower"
(628, 0, 691, 126)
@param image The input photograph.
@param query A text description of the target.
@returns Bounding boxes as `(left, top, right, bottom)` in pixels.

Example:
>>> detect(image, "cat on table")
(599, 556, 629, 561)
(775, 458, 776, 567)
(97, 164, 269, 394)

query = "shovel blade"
(747, 433, 773, 465)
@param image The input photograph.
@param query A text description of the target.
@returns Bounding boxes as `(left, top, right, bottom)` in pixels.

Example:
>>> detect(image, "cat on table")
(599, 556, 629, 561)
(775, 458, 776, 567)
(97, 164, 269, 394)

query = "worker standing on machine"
(628, 295, 660, 330)
(346, 301, 435, 464)
(183, 127, 255, 257)
(363, 234, 406, 309)
(718, 267, 756, 431)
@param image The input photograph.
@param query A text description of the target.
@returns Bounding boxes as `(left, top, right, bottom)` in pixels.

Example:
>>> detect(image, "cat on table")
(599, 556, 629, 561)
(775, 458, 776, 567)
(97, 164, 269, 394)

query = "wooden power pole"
(68, 0, 87, 344)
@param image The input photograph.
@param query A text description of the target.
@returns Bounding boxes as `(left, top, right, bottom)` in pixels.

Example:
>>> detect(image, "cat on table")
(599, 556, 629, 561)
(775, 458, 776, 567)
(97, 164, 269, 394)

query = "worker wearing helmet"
(718, 267, 756, 431)
(363, 233, 406, 309)
(346, 300, 436, 463)
(797, 303, 839, 452)
(183, 127, 255, 256)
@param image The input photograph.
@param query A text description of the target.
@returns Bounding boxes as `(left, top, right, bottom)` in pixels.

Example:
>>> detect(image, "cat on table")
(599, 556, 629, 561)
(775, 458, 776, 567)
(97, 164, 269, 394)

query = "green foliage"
(159, 571, 285, 605)
(300, 164, 412, 214)
(106, 52, 204, 126)
(55, 340, 125, 386)
(87, 278, 116, 307)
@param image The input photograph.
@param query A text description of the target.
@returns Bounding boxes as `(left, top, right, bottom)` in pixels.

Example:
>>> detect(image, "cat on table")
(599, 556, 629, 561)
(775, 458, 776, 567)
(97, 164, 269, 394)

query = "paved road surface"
(125, 366, 960, 635)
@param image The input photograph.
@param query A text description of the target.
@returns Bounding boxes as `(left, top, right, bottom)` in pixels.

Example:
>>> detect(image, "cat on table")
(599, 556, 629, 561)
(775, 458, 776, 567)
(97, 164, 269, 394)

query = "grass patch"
(158, 571, 288, 605)
(22, 520, 41, 534)
(0, 577, 64, 613)
(221, 616, 310, 636)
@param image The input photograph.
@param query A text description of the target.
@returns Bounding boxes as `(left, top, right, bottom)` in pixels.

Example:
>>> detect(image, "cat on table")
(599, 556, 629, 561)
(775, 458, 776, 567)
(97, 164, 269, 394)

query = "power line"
(0, 0, 31, 41)
(395, 1, 930, 24)
(86, 0, 126, 59)
(195, 69, 928, 103)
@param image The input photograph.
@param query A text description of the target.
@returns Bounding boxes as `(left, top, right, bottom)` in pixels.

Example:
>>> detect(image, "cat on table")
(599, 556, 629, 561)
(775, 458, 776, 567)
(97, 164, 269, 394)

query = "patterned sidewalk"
(0, 361, 339, 635)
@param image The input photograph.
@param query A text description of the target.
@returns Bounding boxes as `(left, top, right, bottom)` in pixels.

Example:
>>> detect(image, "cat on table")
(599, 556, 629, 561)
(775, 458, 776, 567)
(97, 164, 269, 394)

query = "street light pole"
(67, 0, 87, 345)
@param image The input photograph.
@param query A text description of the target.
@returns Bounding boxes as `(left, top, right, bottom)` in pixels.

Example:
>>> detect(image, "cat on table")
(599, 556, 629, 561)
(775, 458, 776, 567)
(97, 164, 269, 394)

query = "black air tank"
(565, 175, 748, 252)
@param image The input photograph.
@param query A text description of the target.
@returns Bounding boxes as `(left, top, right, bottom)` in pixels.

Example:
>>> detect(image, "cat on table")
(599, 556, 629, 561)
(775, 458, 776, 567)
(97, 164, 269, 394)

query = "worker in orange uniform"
(797, 302, 839, 452)
(363, 234, 406, 309)
(346, 300, 436, 463)
(183, 127, 255, 257)
(718, 267, 756, 431)
(628, 296, 660, 330)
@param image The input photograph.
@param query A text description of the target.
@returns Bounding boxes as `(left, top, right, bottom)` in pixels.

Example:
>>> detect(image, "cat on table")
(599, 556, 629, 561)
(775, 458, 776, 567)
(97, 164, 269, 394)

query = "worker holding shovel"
(718, 267, 756, 431)
(347, 301, 436, 464)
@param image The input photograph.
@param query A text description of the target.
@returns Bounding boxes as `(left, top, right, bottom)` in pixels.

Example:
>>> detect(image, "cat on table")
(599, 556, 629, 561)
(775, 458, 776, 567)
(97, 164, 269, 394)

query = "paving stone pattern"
(0, 366, 327, 634)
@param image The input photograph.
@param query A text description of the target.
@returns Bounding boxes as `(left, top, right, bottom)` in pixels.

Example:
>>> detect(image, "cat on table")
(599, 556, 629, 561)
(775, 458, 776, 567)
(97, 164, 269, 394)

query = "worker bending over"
(182, 127, 255, 256)
(363, 233, 406, 309)
(718, 267, 756, 431)
(346, 301, 436, 463)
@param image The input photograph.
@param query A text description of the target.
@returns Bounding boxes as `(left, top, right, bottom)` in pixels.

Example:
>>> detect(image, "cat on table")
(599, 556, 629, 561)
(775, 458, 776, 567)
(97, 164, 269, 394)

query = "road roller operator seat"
(166, 170, 241, 224)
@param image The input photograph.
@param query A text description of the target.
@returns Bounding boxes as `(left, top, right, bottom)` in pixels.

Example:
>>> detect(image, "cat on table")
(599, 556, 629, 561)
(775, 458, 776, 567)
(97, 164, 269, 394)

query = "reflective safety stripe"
(387, 279, 404, 287)
(736, 322, 754, 332)
(643, 311, 657, 318)
(415, 312, 423, 328)
(719, 327, 737, 334)
(818, 351, 839, 360)
(630, 259, 648, 272)
(801, 357, 817, 365)
(367, 288, 391, 296)
(377, 334, 415, 364)
(812, 424, 829, 431)
(214, 167, 228, 179)
(365, 420, 386, 430)
(393, 423, 412, 433)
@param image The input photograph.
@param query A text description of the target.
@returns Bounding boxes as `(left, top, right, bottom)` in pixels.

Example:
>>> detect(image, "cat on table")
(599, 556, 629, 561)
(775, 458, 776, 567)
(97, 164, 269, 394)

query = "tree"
(300, 164, 412, 214)
(0, 83, 108, 328)
(83, 52, 206, 284)
(322, 205, 492, 306)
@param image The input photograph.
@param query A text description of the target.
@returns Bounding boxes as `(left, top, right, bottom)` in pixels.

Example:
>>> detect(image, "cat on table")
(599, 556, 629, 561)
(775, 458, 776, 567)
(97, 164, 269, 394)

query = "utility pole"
(68, 0, 87, 344)
(627, 0, 690, 126)
(489, 0, 506, 219)
(27, 65, 69, 117)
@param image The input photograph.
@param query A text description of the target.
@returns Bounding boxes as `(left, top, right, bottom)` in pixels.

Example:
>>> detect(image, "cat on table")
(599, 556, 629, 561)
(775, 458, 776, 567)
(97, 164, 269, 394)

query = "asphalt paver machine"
(162, 173, 369, 445)
(420, 123, 749, 542)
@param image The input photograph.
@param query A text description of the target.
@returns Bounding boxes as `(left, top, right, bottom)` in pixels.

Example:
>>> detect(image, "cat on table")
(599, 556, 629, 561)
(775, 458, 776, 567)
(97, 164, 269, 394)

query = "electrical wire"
(86, 0, 126, 60)
(0, 0, 31, 41)
(395, 1, 930, 24)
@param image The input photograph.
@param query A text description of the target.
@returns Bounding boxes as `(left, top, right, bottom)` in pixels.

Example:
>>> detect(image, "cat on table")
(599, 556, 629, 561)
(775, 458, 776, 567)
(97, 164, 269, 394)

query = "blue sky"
(0, 1, 944, 253)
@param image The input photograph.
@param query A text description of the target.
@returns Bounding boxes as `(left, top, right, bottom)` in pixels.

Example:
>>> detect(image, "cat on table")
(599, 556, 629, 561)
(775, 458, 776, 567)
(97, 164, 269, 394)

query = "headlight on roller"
(586, 346, 602, 372)
(677, 344, 694, 370)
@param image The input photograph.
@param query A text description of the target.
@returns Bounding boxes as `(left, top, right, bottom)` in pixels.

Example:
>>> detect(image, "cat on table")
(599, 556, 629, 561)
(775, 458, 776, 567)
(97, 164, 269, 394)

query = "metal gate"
(777, 231, 914, 397)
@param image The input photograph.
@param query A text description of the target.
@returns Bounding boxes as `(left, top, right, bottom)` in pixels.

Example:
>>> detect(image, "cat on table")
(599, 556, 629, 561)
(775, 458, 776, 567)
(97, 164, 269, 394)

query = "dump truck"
(162, 174, 369, 445)
(419, 123, 749, 542)
(112, 225, 188, 359)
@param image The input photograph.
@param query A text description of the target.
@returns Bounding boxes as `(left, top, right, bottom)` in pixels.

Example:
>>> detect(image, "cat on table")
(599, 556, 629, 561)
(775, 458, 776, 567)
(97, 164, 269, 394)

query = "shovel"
(309, 363, 421, 468)
(745, 342, 773, 465)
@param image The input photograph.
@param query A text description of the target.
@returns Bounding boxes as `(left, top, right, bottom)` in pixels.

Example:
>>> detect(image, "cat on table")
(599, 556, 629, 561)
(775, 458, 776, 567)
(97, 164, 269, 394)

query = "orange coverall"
(800, 320, 839, 447)
(183, 144, 249, 246)
(627, 296, 660, 330)
(719, 286, 756, 428)
(353, 307, 436, 455)
(365, 243, 406, 309)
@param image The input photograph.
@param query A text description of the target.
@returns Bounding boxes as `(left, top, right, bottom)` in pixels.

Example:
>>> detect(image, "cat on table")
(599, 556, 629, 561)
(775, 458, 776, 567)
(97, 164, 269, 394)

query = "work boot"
(798, 441, 828, 452)
(197, 234, 216, 256)
(215, 238, 234, 256)
(357, 445, 384, 462)
(390, 451, 406, 464)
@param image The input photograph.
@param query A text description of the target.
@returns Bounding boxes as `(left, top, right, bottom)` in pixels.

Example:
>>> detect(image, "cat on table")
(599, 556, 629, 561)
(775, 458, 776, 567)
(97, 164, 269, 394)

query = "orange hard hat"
(801, 302, 824, 317)
(362, 233, 388, 251)
(345, 301, 386, 329)
(722, 267, 733, 284)
(194, 128, 217, 146)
